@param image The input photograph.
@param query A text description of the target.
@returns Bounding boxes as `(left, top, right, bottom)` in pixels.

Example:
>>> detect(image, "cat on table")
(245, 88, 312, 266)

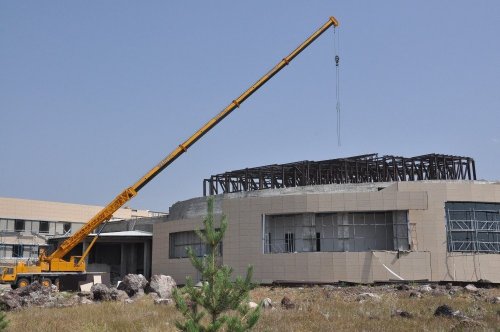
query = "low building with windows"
(0, 197, 165, 263)
(152, 154, 500, 284)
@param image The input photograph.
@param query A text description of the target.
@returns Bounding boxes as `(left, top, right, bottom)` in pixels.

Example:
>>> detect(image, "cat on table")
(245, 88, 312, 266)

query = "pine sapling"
(173, 197, 260, 331)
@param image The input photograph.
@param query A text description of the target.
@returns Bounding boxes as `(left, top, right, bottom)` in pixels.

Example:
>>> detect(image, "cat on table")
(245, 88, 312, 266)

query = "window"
(316, 232, 321, 252)
(39, 221, 49, 233)
(264, 211, 409, 254)
(285, 233, 295, 252)
(169, 231, 222, 259)
(12, 245, 24, 258)
(264, 232, 272, 254)
(14, 220, 25, 232)
(446, 202, 500, 253)
(63, 223, 71, 234)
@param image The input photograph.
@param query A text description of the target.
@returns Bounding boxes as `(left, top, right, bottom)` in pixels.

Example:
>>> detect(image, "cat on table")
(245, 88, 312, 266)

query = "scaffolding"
(203, 153, 476, 196)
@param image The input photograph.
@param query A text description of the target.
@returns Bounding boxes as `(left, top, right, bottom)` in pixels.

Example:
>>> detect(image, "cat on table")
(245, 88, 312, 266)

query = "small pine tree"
(173, 197, 260, 332)
(0, 310, 8, 331)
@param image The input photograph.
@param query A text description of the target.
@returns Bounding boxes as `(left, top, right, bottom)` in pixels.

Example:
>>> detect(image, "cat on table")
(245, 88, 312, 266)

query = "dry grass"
(5, 286, 500, 332)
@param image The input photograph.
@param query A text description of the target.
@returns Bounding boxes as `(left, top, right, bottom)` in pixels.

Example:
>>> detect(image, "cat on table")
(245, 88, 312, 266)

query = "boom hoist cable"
(333, 26, 341, 146)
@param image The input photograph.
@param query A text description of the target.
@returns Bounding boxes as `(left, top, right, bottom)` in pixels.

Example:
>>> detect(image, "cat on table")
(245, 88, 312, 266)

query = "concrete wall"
(153, 181, 500, 284)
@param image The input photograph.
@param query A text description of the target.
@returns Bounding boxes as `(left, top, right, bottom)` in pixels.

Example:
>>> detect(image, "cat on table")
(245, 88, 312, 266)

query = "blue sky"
(1, 1, 499, 212)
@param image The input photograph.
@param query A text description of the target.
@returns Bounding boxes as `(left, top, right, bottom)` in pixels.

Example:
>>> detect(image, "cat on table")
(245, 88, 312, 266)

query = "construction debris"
(0, 274, 176, 311)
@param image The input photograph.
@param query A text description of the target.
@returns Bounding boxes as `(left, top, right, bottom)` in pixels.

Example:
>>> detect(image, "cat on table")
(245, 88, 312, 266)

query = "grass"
(5, 286, 500, 331)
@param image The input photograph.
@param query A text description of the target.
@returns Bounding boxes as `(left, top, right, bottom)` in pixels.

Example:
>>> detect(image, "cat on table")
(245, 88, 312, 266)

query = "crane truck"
(1, 17, 339, 289)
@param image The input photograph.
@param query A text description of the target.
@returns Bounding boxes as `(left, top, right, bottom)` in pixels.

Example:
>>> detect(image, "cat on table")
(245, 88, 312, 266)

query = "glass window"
(63, 223, 71, 234)
(39, 221, 50, 233)
(12, 244, 24, 258)
(14, 220, 25, 232)
(169, 230, 222, 259)
(284, 232, 295, 252)
(264, 211, 408, 254)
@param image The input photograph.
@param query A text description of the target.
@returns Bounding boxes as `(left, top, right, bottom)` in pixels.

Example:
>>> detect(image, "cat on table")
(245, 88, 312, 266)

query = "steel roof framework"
(203, 153, 476, 196)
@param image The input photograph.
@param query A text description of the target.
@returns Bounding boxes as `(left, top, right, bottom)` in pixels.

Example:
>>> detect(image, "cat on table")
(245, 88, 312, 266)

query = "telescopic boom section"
(47, 16, 339, 262)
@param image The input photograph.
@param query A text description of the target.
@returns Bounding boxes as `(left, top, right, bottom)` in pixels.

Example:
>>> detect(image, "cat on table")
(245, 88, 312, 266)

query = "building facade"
(153, 181, 500, 284)
(0, 197, 164, 263)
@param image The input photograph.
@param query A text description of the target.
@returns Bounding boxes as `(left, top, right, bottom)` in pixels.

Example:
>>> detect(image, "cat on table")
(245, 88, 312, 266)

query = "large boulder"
(91, 283, 111, 301)
(146, 275, 176, 299)
(117, 274, 148, 297)
(0, 292, 22, 310)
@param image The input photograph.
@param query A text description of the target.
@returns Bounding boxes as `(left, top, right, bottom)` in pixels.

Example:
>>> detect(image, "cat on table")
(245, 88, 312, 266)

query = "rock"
(445, 283, 453, 290)
(148, 292, 159, 301)
(0, 292, 22, 310)
(262, 298, 272, 309)
(248, 301, 259, 309)
(419, 285, 432, 293)
(464, 284, 478, 293)
(80, 298, 94, 305)
(281, 296, 295, 309)
(397, 284, 410, 291)
(431, 289, 448, 297)
(409, 291, 422, 298)
(146, 275, 176, 299)
(490, 296, 500, 304)
(392, 309, 413, 319)
(434, 304, 454, 317)
(109, 288, 129, 301)
(117, 274, 148, 297)
(91, 283, 111, 301)
(28, 291, 54, 307)
(154, 298, 173, 305)
(16, 281, 42, 297)
(124, 298, 134, 304)
(77, 291, 91, 298)
(356, 293, 382, 302)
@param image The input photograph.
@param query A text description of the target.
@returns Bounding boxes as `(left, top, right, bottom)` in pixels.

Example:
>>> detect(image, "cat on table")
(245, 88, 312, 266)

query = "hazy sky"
(1, 1, 499, 212)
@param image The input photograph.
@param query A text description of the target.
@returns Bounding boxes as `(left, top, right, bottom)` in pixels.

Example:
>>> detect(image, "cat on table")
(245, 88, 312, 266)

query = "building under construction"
(153, 153, 500, 284)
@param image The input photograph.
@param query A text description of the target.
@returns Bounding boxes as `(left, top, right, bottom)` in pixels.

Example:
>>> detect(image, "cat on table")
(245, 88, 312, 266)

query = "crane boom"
(46, 17, 339, 262)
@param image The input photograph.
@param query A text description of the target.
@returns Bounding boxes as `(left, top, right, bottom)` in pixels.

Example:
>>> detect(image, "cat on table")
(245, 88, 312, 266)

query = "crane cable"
(334, 26, 341, 146)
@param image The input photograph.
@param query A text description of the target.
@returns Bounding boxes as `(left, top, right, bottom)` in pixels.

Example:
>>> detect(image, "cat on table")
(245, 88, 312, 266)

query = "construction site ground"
(5, 283, 500, 331)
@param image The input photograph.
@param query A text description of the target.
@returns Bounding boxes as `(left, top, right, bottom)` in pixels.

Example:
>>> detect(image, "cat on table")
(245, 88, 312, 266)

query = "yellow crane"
(1, 17, 339, 288)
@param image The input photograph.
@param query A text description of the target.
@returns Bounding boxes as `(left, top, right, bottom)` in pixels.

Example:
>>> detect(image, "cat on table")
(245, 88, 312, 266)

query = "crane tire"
(41, 278, 52, 288)
(16, 278, 30, 288)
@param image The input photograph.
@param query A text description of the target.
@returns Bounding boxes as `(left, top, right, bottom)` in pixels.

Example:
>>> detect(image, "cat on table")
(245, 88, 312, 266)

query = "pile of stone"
(0, 274, 177, 311)
(0, 281, 82, 310)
